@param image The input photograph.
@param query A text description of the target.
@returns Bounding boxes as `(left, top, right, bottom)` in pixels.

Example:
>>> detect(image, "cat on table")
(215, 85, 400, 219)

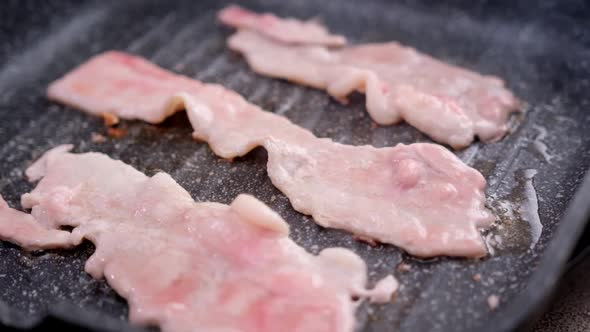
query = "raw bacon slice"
(47, 51, 495, 257)
(0, 195, 71, 250)
(218, 5, 346, 46)
(221, 18, 521, 148)
(0, 146, 396, 332)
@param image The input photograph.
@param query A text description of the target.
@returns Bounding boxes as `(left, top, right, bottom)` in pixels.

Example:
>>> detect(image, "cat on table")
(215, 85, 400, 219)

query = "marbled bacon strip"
(218, 4, 346, 46)
(0, 146, 397, 332)
(220, 6, 521, 149)
(47, 51, 494, 257)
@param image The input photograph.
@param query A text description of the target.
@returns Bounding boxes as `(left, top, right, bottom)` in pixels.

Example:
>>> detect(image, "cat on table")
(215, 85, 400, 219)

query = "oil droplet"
(488, 169, 542, 252)
(520, 169, 542, 249)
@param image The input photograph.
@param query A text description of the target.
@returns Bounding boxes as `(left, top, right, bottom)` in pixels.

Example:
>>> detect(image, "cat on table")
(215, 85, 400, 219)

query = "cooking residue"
(489, 169, 542, 252)
(520, 169, 542, 249)
(532, 125, 554, 163)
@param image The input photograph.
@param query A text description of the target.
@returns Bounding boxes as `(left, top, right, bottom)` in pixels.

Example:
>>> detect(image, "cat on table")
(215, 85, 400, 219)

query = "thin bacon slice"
(47, 51, 494, 257)
(220, 12, 520, 149)
(218, 5, 346, 46)
(0, 146, 396, 332)
(0, 195, 71, 250)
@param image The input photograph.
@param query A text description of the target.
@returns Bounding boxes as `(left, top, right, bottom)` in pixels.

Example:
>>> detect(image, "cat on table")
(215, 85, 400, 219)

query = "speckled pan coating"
(0, 0, 589, 331)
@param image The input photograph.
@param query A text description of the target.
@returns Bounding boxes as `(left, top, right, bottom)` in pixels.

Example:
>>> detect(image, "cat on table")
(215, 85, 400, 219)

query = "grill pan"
(1, 0, 590, 331)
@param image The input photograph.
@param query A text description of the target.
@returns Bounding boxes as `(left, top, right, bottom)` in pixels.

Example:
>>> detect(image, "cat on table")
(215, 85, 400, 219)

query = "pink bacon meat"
(0, 146, 396, 332)
(218, 4, 346, 46)
(220, 6, 521, 149)
(47, 51, 494, 258)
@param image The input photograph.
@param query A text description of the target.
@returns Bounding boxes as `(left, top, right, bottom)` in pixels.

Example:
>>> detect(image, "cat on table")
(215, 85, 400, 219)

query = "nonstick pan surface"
(1, 0, 589, 331)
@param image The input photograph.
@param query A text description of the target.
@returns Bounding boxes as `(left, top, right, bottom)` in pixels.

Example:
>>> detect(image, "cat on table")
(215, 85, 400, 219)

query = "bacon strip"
(218, 5, 346, 46)
(219, 7, 521, 149)
(47, 51, 494, 257)
(0, 195, 71, 250)
(0, 146, 395, 332)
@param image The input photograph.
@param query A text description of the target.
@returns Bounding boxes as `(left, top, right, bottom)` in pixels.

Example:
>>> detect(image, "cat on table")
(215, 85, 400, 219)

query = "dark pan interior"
(1, 0, 589, 331)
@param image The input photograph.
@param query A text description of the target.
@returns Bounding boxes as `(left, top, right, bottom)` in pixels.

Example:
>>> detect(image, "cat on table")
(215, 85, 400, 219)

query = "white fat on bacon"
(218, 5, 346, 46)
(0, 146, 396, 332)
(47, 51, 494, 257)
(220, 7, 520, 148)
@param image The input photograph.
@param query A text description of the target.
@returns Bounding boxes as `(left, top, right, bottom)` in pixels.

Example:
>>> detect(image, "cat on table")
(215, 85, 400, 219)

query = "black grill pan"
(1, 0, 589, 331)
